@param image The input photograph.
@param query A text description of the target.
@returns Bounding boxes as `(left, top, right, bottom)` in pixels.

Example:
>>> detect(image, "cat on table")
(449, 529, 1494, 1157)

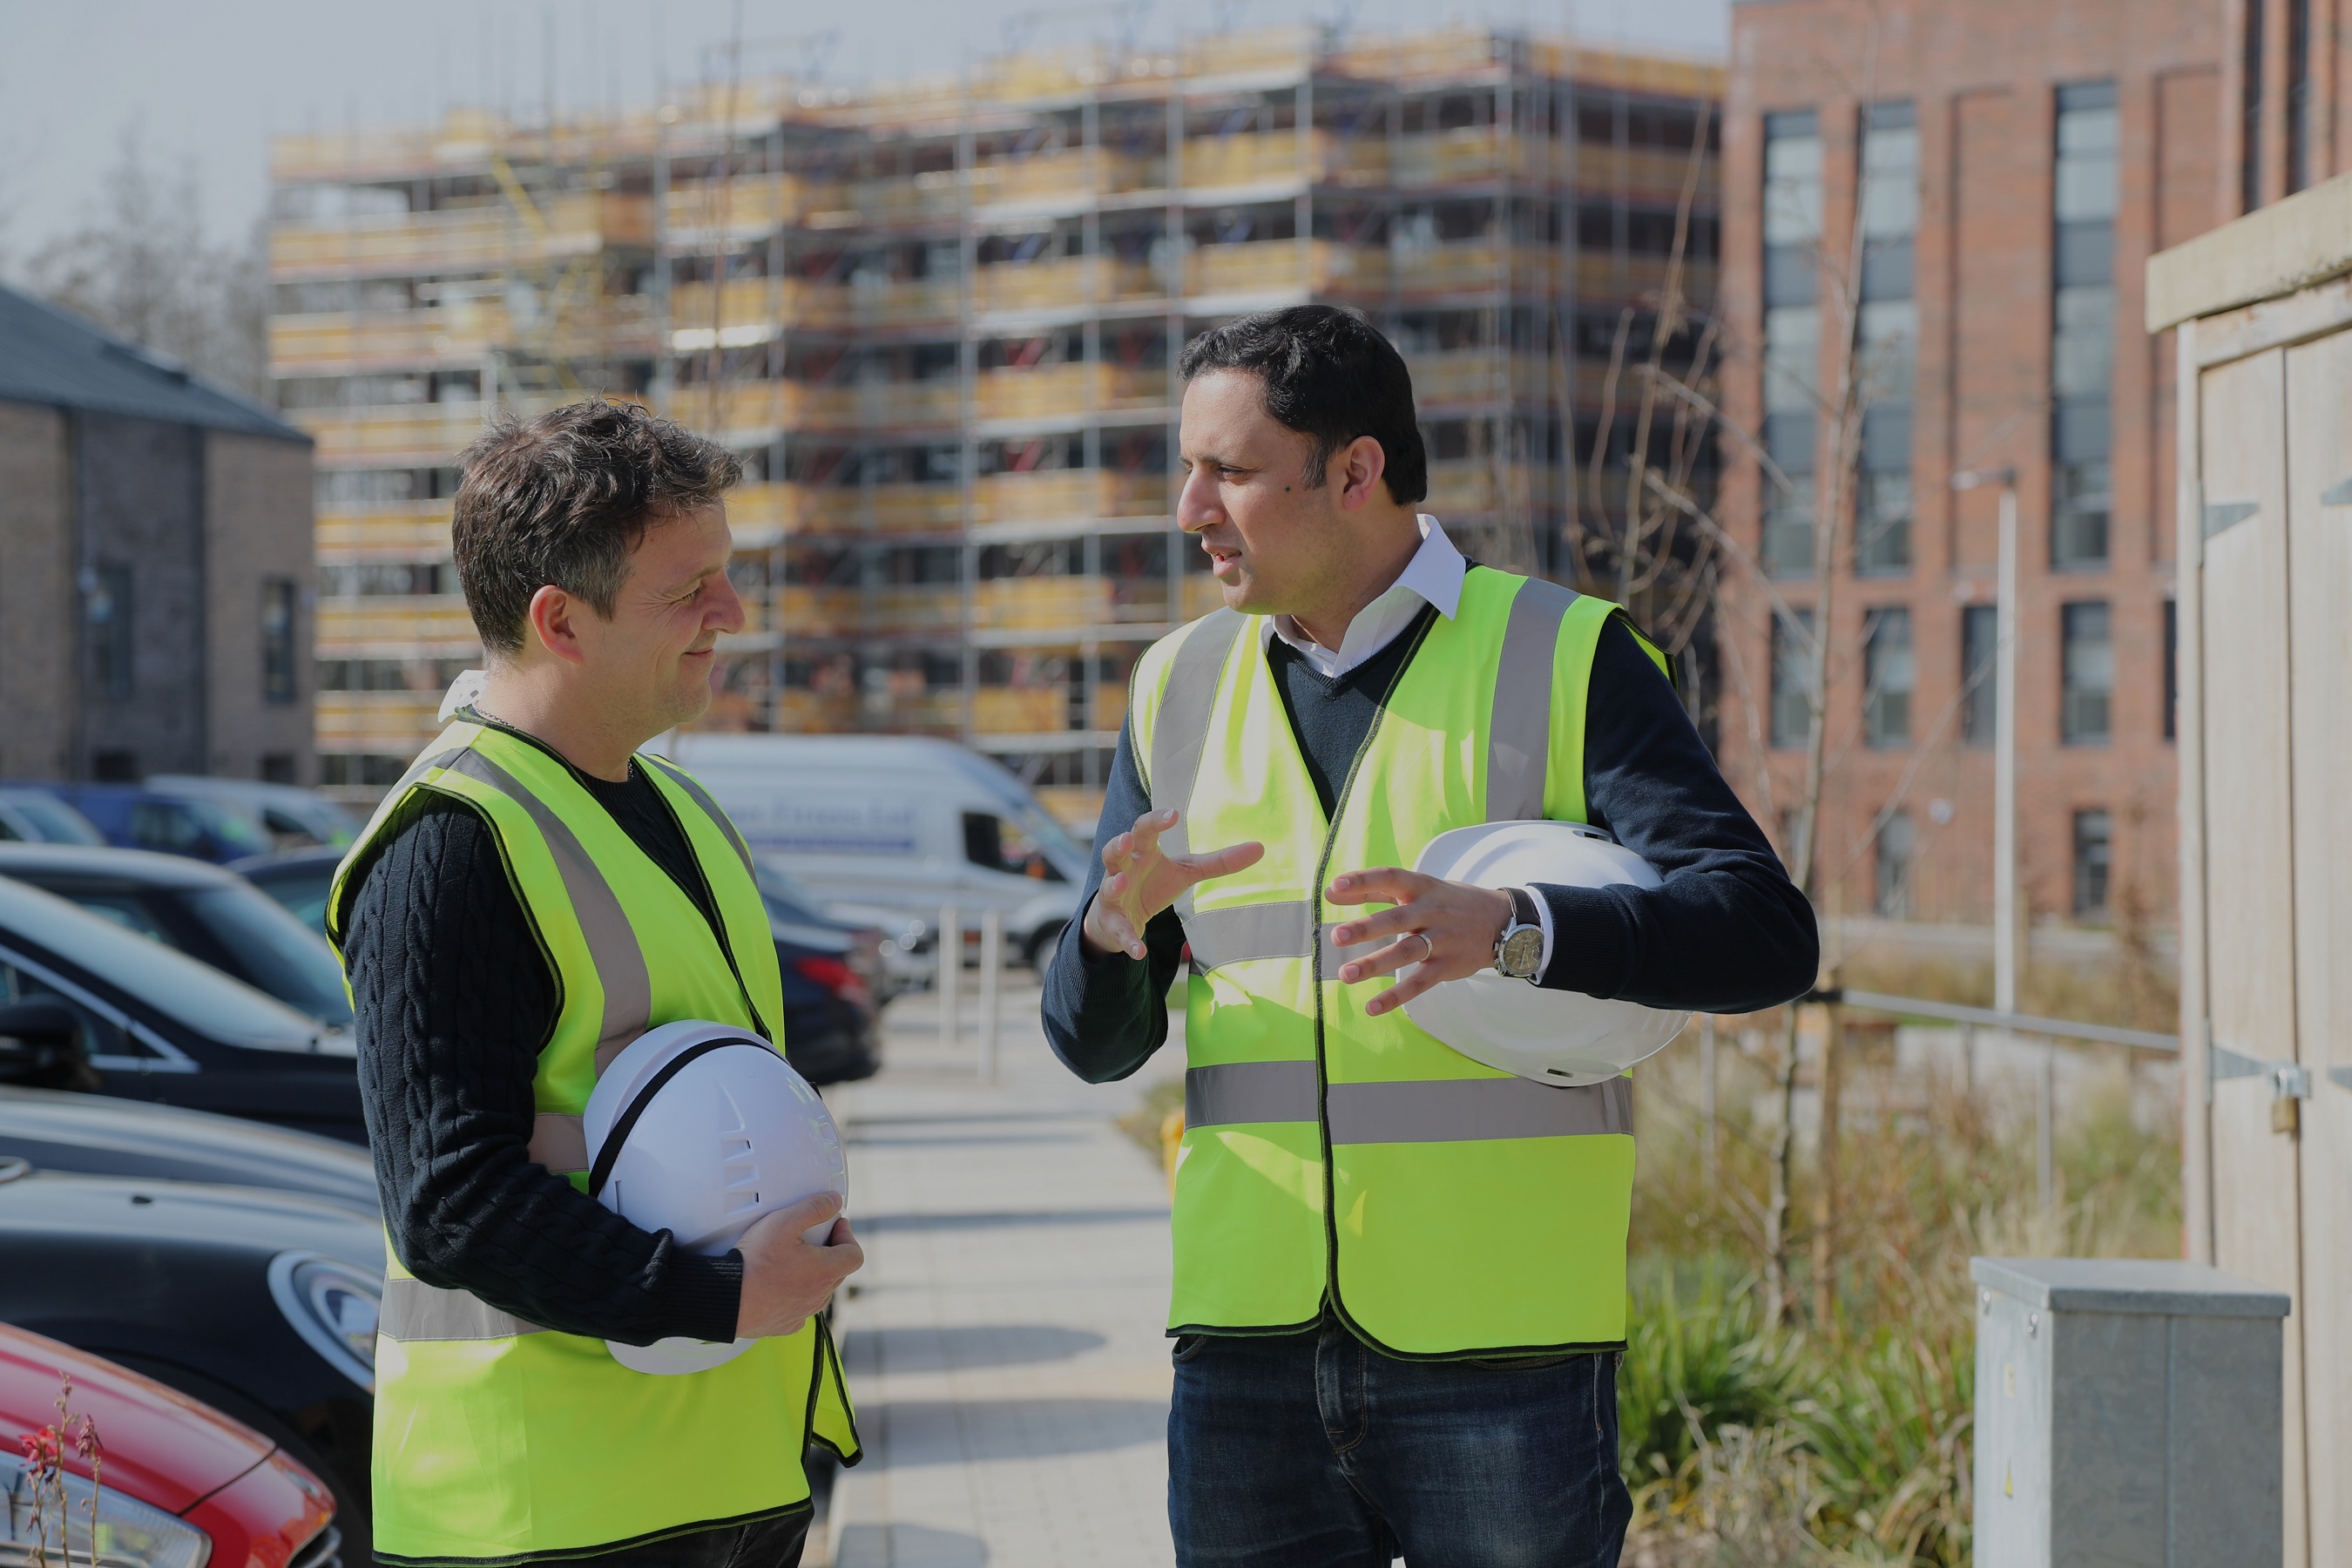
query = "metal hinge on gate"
(2207, 1023, 2315, 1134)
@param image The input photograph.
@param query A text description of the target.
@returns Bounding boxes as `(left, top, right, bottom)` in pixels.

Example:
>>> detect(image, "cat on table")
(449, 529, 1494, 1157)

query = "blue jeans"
(1168, 1321, 1632, 1567)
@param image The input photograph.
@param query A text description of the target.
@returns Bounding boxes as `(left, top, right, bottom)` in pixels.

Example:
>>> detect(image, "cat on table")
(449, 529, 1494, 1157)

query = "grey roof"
(0, 282, 306, 442)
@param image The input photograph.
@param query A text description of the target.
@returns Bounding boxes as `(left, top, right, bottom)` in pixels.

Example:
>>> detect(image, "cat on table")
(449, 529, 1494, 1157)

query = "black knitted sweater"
(342, 732, 744, 1346)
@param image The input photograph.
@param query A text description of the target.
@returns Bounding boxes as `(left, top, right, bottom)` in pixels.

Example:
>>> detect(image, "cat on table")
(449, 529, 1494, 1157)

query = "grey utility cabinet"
(1972, 1257, 2289, 1567)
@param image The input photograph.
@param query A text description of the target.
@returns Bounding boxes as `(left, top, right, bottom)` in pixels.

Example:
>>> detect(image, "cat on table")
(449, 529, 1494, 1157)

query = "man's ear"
(524, 584, 591, 667)
(1335, 435, 1389, 511)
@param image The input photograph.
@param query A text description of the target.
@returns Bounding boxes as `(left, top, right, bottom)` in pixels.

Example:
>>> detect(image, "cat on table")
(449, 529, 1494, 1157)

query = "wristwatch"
(1492, 888, 1544, 981)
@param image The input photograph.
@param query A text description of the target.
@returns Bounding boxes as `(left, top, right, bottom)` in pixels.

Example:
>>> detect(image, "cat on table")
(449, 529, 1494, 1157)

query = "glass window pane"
(1962, 605, 1998, 746)
(1864, 607, 1914, 747)
(1771, 611, 1816, 748)
(2072, 808, 2112, 917)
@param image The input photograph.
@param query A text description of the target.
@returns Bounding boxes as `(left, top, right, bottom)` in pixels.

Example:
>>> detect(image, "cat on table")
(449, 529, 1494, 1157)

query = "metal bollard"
(938, 903, 959, 1041)
(1699, 1015, 1717, 1177)
(978, 909, 1002, 1084)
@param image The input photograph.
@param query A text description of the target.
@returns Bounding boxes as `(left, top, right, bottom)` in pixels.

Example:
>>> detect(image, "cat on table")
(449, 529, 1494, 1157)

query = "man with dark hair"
(328, 399, 862, 1568)
(1043, 306, 1817, 1565)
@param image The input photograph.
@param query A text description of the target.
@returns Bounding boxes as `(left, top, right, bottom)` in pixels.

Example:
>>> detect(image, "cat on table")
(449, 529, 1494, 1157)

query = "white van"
(656, 733, 1089, 970)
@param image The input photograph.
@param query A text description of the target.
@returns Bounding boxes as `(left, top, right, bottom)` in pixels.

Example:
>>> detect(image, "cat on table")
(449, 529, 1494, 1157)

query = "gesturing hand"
(1080, 808, 1265, 960)
(1326, 868, 1515, 1017)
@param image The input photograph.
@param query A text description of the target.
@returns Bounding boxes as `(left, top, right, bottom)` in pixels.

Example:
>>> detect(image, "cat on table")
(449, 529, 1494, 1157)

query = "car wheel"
(1021, 922, 1066, 970)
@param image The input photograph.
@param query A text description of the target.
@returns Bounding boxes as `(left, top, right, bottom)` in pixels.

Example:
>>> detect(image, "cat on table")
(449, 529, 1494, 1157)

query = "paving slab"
(820, 981, 1182, 1568)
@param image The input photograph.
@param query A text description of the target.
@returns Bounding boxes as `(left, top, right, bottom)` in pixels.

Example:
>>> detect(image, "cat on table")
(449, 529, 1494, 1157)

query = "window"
(87, 563, 133, 701)
(2163, 598, 2178, 741)
(1764, 472, 1817, 575)
(1771, 610, 1815, 749)
(2052, 83, 2117, 568)
(2072, 808, 2112, 917)
(1863, 608, 1914, 747)
(1763, 112, 1822, 580)
(262, 578, 297, 705)
(1962, 604, 1998, 746)
(260, 753, 297, 785)
(1855, 407, 1912, 574)
(1875, 808, 1915, 917)
(2061, 600, 2112, 743)
(962, 811, 1067, 882)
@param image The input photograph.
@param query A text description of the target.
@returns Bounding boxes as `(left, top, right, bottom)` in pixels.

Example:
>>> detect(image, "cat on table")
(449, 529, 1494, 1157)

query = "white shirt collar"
(1266, 514, 1465, 679)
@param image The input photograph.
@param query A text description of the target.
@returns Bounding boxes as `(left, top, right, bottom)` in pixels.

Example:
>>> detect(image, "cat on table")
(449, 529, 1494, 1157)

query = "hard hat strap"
(587, 1036, 772, 1199)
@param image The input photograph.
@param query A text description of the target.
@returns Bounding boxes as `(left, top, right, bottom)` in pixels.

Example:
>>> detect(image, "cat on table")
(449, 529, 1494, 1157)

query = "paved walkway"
(819, 981, 1183, 1568)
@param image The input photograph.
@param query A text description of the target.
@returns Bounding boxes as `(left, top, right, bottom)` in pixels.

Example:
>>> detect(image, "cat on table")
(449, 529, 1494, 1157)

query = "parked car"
(0, 787, 105, 847)
(0, 1319, 342, 1568)
(763, 887, 882, 1087)
(656, 733, 1087, 968)
(8, 784, 279, 864)
(0, 1084, 378, 1215)
(0, 1154, 380, 1559)
(146, 777, 361, 850)
(0, 875, 362, 1144)
(0, 844, 355, 1026)
(228, 844, 345, 936)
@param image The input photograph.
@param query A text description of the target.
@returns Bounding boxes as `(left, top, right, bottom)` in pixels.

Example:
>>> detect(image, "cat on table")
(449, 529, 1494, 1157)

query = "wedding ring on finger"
(1408, 931, 1435, 965)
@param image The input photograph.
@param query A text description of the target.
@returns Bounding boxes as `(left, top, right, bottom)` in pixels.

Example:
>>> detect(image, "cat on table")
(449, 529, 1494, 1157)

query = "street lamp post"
(1955, 467, 2047, 1207)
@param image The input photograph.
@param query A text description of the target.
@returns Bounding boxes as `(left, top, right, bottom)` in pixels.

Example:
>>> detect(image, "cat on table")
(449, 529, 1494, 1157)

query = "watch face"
(1499, 926, 1544, 977)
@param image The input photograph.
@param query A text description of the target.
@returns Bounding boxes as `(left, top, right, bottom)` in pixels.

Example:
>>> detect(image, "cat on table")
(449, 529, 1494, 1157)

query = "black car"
(235, 847, 888, 1085)
(0, 1083, 378, 1214)
(0, 874, 362, 1143)
(228, 843, 347, 936)
(0, 1153, 381, 1559)
(0, 843, 355, 1025)
(757, 867, 883, 1085)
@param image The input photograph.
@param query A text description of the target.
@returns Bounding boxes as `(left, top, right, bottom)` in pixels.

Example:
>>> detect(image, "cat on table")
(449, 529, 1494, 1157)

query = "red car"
(1, 1321, 338, 1568)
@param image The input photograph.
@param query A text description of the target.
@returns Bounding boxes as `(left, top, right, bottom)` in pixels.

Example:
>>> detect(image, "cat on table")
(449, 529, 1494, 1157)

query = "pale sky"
(0, 0, 1730, 260)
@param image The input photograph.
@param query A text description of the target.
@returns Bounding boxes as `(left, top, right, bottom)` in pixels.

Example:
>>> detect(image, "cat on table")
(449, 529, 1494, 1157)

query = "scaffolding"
(271, 27, 1721, 827)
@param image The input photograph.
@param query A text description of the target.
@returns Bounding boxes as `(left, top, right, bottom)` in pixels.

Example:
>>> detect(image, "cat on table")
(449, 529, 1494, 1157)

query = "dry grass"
(1619, 1024, 2180, 1565)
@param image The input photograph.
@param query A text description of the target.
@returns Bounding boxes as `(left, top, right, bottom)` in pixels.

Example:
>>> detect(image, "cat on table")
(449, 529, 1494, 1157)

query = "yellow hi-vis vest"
(1130, 570, 1663, 1357)
(326, 717, 860, 1566)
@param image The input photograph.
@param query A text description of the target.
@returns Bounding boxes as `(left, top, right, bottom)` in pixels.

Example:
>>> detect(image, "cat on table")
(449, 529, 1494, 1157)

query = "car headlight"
(3, 1452, 212, 1568)
(268, 1251, 382, 1393)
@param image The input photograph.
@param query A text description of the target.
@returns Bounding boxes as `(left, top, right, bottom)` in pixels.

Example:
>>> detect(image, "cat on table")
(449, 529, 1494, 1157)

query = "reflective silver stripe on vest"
(438, 749, 653, 1075)
(644, 755, 754, 877)
(1185, 1064, 1632, 1139)
(1184, 901, 1315, 970)
(528, 1112, 590, 1175)
(1326, 1075, 1632, 1144)
(1186, 1060, 1320, 1126)
(1486, 578, 1578, 822)
(1149, 610, 1248, 879)
(380, 1276, 551, 1342)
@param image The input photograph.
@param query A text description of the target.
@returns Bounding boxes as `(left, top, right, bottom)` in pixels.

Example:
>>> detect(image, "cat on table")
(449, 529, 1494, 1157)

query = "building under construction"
(269, 27, 1720, 828)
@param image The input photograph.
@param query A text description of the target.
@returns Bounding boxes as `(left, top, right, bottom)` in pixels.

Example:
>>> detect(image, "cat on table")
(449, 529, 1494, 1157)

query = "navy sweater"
(1042, 606, 1820, 1083)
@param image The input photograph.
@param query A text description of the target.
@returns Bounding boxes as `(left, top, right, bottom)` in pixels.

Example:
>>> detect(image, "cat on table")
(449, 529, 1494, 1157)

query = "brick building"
(0, 285, 316, 784)
(1718, 0, 2222, 937)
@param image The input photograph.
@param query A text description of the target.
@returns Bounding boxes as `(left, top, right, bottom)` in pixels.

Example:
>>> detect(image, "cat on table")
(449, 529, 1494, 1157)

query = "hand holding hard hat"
(584, 1019, 856, 1375)
(1330, 821, 1690, 1088)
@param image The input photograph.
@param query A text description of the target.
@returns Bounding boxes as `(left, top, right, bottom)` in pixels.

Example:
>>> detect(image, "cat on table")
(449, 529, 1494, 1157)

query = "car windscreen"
(0, 794, 105, 847)
(0, 877, 324, 1051)
(182, 884, 355, 1026)
(260, 799, 359, 848)
(754, 862, 832, 925)
(245, 862, 336, 934)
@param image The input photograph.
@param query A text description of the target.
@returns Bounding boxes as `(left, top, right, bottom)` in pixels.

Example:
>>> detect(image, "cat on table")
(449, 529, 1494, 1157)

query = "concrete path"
(818, 981, 1183, 1568)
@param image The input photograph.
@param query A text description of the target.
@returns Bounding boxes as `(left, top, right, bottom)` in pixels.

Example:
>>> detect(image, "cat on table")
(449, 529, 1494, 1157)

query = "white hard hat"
(1400, 821, 1690, 1087)
(583, 1019, 848, 1375)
